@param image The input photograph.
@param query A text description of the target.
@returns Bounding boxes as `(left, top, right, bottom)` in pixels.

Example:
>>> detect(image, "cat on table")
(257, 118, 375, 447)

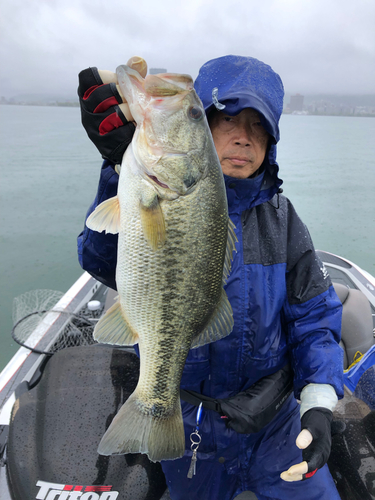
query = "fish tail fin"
(98, 391, 185, 462)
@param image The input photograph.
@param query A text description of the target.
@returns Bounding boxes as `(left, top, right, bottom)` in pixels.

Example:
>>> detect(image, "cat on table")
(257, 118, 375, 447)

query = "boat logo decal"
(35, 480, 119, 500)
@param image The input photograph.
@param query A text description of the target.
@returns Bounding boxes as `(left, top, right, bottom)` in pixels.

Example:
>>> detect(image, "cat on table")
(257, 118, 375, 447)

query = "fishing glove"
(78, 67, 135, 164)
(280, 383, 338, 482)
(280, 408, 334, 481)
(299, 407, 333, 478)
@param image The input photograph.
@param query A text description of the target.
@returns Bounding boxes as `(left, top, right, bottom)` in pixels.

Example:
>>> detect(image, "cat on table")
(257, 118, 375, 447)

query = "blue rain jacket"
(78, 55, 344, 499)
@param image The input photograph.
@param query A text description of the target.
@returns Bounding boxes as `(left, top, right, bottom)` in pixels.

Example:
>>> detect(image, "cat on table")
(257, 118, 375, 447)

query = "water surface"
(0, 106, 374, 370)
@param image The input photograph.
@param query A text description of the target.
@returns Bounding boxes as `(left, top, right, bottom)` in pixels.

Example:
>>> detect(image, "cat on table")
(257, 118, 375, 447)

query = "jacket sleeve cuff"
(299, 383, 338, 417)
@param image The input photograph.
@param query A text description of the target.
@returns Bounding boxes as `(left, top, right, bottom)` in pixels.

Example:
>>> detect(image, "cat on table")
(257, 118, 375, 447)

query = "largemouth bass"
(86, 64, 237, 462)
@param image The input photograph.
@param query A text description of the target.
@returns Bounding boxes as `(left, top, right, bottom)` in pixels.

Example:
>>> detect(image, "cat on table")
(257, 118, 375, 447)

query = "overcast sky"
(1, 0, 374, 98)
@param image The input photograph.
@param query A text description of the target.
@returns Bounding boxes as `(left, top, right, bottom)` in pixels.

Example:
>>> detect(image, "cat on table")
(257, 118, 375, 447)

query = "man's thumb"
(296, 429, 313, 449)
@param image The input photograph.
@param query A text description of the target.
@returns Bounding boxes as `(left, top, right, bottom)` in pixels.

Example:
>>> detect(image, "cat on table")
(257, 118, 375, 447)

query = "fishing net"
(12, 289, 99, 355)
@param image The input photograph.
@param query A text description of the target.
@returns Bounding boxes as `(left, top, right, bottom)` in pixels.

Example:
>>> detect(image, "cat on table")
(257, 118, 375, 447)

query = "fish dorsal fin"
(144, 75, 188, 97)
(140, 184, 166, 250)
(86, 196, 121, 234)
(223, 218, 238, 285)
(93, 301, 138, 345)
(190, 288, 234, 349)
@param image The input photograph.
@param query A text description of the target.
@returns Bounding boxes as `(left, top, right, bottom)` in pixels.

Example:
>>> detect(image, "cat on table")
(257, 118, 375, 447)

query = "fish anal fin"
(223, 218, 238, 285)
(86, 196, 121, 235)
(140, 188, 166, 250)
(191, 289, 234, 349)
(93, 301, 138, 345)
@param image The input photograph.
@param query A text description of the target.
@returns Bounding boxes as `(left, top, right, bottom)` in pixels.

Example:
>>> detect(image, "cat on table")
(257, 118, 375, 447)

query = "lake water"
(0, 105, 374, 370)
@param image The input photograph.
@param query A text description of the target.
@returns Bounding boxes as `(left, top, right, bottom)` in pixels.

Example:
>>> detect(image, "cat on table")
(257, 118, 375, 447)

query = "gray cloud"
(0, 0, 374, 98)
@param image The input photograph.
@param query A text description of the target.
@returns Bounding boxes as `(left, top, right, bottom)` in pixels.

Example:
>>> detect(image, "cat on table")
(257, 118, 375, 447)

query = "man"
(78, 55, 343, 499)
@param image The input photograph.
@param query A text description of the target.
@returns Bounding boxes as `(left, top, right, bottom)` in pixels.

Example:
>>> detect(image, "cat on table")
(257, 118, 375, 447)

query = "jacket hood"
(194, 55, 284, 202)
(194, 55, 284, 143)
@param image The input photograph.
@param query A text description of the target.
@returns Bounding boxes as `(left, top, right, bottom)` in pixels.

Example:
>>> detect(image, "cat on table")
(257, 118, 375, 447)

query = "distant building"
(289, 94, 304, 112)
(149, 68, 167, 74)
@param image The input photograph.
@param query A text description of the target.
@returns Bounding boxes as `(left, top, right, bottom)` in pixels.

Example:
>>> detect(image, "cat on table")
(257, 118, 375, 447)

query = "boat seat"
(333, 282, 374, 369)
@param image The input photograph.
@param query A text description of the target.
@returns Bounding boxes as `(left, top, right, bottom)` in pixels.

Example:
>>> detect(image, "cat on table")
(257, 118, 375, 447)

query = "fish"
(86, 64, 237, 462)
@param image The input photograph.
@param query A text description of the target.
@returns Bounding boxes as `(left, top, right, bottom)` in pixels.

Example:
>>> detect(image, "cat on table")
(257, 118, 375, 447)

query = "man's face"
(209, 108, 269, 179)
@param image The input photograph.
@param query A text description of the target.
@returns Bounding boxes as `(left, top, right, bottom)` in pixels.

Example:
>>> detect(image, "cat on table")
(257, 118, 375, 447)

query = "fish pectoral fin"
(222, 218, 238, 285)
(93, 301, 138, 345)
(140, 187, 166, 250)
(86, 196, 121, 234)
(190, 289, 234, 349)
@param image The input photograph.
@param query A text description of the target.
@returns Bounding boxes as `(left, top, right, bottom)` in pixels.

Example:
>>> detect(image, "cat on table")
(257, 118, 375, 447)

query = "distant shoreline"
(282, 110, 375, 118)
(0, 101, 79, 107)
(1, 101, 374, 118)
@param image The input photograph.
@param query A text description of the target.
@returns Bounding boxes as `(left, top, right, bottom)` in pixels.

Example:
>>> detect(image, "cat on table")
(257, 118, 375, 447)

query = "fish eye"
(188, 106, 203, 121)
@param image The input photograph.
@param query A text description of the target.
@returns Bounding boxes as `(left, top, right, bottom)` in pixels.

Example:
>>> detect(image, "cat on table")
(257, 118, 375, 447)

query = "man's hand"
(78, 56, 147, 164)
(280, 408, 333, 482)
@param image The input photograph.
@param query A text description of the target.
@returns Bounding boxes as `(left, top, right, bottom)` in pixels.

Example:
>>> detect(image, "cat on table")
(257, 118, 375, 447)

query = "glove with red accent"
(280, 408, 333, 482)
(78, 57, 147, 164)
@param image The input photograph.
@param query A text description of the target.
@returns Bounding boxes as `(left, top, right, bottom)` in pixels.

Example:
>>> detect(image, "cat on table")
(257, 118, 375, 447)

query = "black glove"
(78, 67, 135, 164)
(300, 407, 333, 479)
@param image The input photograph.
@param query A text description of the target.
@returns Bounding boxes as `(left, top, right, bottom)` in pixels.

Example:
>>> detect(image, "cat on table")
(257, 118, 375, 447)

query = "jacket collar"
(224, 172, 265, 214)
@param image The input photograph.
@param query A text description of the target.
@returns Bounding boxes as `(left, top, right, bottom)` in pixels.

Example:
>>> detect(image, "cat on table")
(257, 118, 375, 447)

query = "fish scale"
(86, 64, 237, 462)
